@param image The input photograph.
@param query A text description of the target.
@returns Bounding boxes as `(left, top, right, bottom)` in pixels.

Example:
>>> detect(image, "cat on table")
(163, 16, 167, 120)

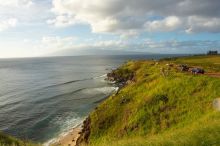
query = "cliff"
(77, 55, 220, 146)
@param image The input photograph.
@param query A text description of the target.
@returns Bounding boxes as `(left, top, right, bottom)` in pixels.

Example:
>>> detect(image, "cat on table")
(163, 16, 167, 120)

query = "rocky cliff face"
(76, 117, 91, 146)
(76, 67, 135, 146)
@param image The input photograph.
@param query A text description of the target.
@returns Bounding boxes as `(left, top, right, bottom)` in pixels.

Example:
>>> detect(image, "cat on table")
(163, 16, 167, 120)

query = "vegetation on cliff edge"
(0, 132, 39, 146)
(79, 55, 220, 146)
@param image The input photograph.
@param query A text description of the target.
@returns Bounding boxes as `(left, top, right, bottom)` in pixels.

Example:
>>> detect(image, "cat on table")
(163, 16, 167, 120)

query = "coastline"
(47, 88, 119, 146)
(1, 55, 219, 146)
(48, 124, 82, 146)
(48, 73, 120, 146)
(75, 70, 128, 146)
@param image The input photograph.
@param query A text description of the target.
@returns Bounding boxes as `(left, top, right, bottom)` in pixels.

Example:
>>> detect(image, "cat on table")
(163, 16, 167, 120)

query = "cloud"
(0, 36, 77, 58)
(47, 15, 78, 27)
(36, 36, 220, 56)
(37, 36, 77, 53)
(0, 18, 17, 31)
(145, 16, 182, 32)
(2, 34, 219, 58)
(0, 0, 33, 32)
(186, 16, 220, 33)
(0, 0, 52, 32)
(0, 0, 33, 7)
(49, 0, 220, 35)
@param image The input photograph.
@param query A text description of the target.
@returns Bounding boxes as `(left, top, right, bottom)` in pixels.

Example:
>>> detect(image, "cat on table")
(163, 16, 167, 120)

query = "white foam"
(93, 74, 107, 79)
(43, 86, 119, 146)
(43, 115, 85, 146)
(83, 86, 118, 95)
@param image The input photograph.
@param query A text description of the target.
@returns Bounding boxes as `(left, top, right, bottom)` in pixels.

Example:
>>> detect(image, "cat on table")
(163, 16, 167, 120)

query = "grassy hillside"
(0, 133, 39, 146)
(162, 55, 220, 72)
(78, 55, 220, 146)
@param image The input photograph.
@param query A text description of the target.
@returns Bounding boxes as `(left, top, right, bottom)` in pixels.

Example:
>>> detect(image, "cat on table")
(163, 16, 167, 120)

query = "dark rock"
(76, 117, 91, 146)
(120, 98, 130, 105)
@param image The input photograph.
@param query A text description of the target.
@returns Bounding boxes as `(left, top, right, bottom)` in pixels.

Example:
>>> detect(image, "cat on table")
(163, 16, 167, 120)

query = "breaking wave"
(82, 86, 118, 95)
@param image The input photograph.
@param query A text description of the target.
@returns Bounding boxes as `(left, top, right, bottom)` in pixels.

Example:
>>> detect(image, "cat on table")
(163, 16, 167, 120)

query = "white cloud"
(36, 36, 220, 56)
(186, 16, 220, 33)
(0, 18, 17, 31)
(47, 15, 78, 27)
(38, 36, 77, 53)
(0, 0, 33, 32)
(49, 0, 220, 35)
(0, 36, 77, 58)
(0, 0, 52, 32)
(145, 16, 182, 32)
(50, 0, 147, 34)
(50, 39, 220, 55)
(1, 35, 220, 58)
(0, 0, 33, 7)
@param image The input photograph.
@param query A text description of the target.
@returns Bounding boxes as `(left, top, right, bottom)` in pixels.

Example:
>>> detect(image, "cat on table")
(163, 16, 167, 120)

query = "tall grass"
(0, 133, 39, 146)
(85, 55, 220, 146)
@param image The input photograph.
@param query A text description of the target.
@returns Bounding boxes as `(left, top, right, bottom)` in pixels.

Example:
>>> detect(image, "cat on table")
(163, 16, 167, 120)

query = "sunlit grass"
(86, 55, 220, 146)
(0, 133, 39, 146)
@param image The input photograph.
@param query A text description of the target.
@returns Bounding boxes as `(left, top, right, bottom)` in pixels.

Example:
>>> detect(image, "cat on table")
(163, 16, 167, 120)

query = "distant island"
(1, 55, 220, 146)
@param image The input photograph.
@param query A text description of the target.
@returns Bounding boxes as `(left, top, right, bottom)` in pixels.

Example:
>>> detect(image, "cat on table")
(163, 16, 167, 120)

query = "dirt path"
(205, 73, 220, 78)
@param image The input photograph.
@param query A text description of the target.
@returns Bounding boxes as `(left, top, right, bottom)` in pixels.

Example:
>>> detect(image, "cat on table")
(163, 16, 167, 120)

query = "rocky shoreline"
(76, 117, 91, 146)
(75, 68, 135, 146)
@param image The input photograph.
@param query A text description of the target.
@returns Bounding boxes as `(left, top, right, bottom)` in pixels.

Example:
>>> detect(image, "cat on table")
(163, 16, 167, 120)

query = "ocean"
(0, 54, 185, 143)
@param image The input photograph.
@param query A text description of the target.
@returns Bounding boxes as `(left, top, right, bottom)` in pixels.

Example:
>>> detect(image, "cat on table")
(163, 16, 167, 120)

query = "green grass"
(162, 55, 220, 72)
(89, 112, 220, 146)
(0, 133, 39, 146)
(82, 55, 220, 146)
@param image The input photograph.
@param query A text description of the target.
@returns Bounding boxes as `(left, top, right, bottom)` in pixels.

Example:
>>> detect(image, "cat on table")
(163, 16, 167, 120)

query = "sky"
(0, 0, 220, 58)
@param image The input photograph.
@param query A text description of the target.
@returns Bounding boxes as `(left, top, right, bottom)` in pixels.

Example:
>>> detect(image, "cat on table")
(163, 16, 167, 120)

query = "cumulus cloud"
(49, 0, 220, 35)
(0, 18, 17, 31)
(145, 16, 182, 32)
(0, 0, 34, 32)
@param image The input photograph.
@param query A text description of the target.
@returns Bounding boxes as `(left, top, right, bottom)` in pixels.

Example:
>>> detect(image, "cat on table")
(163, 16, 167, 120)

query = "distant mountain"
(50, 48, 153, 56)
